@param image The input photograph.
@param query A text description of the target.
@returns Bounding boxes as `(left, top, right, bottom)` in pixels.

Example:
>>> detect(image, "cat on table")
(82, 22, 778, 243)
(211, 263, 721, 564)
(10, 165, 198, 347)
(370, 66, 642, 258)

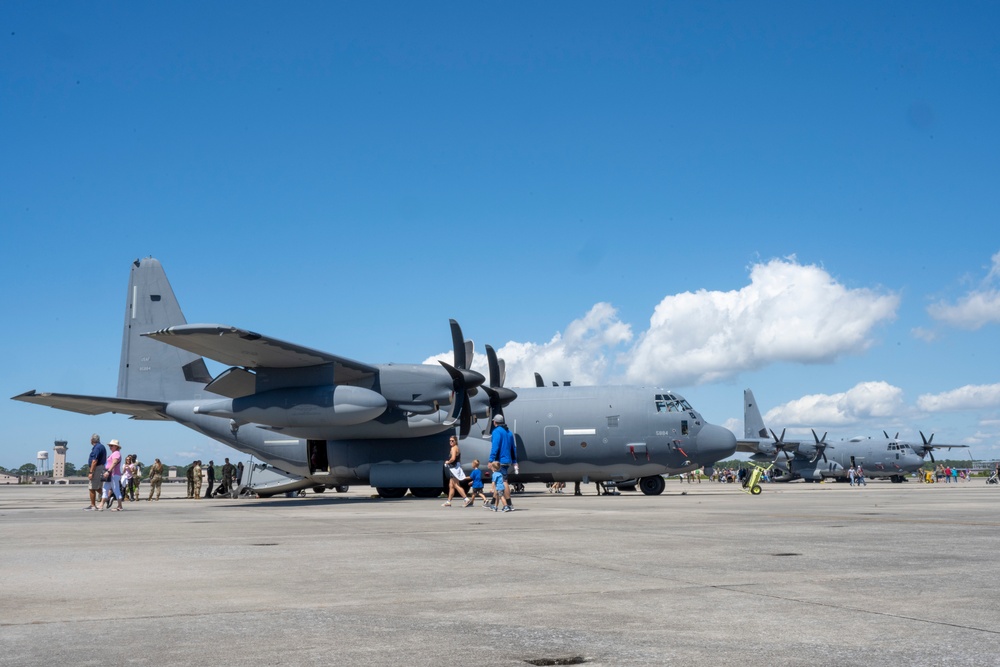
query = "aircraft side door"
(544, 426, 561, 457)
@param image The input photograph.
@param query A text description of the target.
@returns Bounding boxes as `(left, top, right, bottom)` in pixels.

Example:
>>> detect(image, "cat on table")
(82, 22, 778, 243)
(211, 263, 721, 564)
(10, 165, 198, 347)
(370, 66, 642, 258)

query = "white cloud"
(911, 326, 938, 342)
(427, 258, 898, 389)
(425, 303, 633, 388)
(495, 303, 633, 387)
(927, 251, 1000, 329)
(916, 383, 1000, 412)
(623, 257, 899, 385)
(764, 381, 905, 427)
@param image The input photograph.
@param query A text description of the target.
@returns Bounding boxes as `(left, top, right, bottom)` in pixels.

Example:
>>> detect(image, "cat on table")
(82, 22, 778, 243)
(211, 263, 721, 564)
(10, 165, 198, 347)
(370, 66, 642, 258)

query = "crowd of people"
(83, 434, 242, 510)
(923, 465, 973, 483)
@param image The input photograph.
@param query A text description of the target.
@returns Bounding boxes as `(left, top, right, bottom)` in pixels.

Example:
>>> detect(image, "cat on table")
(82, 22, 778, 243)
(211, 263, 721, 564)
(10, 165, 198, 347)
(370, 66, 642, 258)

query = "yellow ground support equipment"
(742, 462, 773, 496)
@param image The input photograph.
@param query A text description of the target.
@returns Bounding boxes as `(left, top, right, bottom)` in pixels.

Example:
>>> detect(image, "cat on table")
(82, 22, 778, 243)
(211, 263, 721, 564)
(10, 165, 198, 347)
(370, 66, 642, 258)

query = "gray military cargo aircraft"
(738, 389, 928, 483)
(14, 258, 736, 498)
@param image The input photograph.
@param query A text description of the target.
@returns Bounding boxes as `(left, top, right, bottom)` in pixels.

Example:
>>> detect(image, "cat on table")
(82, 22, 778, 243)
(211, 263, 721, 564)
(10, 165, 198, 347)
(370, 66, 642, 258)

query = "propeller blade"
(483, 345, 518, 434)
(449, 319, 467, 370)
(534, 372, 544, 388)
(486, 345, 501, 388)
(464, 340, 474, 371)
(499, 358, 506, 387)
(460, 393, 472, 438)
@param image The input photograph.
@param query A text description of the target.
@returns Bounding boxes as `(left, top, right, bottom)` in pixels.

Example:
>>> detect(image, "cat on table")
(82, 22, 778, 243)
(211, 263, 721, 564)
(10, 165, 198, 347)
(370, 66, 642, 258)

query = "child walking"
(489, 461, 510, 513)
(468, 459, 488, 506)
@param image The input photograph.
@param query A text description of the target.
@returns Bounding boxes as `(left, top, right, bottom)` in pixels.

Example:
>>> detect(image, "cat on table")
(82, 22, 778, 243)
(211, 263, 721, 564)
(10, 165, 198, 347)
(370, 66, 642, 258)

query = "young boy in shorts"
(466, 459, 488, 506)
(489, 461, 510, 512)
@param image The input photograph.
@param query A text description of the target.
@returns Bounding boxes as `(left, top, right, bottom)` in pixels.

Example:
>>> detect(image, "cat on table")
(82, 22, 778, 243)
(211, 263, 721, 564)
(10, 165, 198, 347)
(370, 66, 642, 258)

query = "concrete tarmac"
(2, 479, 999, 666)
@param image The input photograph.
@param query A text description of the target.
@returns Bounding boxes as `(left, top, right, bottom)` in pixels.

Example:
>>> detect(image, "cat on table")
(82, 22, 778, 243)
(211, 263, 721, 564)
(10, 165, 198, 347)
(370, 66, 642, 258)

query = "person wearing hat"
(102, 440, 125, 511)
(489, 414, 518, 510)
(147, 458, 164, 501)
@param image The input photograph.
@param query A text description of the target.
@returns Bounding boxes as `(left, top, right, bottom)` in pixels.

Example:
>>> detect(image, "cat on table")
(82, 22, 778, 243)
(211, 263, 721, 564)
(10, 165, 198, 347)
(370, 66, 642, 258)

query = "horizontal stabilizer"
(143, 325, 378, 380)
(13, 390, 170, 421)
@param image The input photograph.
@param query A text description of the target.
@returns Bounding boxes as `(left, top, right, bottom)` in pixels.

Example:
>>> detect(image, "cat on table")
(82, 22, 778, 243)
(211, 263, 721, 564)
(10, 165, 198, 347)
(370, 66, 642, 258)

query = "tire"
(750, 485, 762, 495)
(375, 487, 407, 499)
(334, 485, 349, 493)
(638, 475, 666, 496)
(312, 486, 326, 493)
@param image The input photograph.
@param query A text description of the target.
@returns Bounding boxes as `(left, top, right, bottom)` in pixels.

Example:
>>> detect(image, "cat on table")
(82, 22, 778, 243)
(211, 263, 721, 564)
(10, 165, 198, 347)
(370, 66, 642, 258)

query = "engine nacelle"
(195, 385, 387, 427)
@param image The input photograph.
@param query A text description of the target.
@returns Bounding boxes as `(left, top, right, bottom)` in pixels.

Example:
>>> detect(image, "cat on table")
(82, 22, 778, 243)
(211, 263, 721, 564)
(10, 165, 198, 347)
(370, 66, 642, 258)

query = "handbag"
(102, 470, 111, 481)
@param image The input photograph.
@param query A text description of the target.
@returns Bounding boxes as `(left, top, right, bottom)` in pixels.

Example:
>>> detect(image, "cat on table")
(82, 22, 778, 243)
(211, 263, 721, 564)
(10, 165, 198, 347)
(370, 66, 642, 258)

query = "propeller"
(920, 431, 936, 462)
(445, 320, 486, 438)
(810, 429, 829, 463)
(883, 430, 900, 440)
(769, 428, 793, 463)
(439, 361, 471, 438)
(483, 344, 518, 433)
(534, 372, 545, 388)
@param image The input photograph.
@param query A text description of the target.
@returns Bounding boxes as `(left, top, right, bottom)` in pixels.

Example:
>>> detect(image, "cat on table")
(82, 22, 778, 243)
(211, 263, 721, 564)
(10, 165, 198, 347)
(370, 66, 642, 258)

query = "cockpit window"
(655, 393, 692, 413)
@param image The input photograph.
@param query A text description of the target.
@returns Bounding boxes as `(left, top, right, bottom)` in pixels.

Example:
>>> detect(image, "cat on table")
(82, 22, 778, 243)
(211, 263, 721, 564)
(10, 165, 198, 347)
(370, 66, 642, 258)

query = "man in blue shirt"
(489, 414, 517, 510)
(85, 434, 107, 511)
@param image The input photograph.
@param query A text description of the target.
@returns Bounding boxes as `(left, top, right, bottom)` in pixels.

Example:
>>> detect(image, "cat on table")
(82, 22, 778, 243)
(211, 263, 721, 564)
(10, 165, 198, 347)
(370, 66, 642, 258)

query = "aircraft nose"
(694, 423, 737, 464)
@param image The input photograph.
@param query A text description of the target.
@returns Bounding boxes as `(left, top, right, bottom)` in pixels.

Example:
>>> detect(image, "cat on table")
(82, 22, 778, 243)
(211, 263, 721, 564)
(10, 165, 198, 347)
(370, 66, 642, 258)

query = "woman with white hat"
(101, 440, 125, 511)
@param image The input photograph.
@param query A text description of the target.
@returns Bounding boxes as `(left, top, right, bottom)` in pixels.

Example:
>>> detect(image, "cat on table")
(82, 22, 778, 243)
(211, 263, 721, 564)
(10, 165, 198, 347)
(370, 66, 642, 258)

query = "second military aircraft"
(738, 389, 966, 482)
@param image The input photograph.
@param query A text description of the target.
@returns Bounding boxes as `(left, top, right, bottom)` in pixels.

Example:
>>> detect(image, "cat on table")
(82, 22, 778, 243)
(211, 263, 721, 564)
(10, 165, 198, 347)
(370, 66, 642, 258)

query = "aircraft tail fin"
(744, 389, 768, 439)
(117, 258, 213, 401)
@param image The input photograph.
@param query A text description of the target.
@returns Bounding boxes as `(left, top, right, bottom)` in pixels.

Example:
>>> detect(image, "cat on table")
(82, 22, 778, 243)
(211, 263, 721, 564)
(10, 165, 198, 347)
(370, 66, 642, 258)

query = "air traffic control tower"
(53, 440, 68, 479)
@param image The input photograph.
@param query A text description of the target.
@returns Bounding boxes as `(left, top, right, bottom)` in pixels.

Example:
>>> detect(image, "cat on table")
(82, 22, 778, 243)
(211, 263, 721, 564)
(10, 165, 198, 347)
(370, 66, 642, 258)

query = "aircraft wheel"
(750, 485, 762, 495)
(334, 485, 349, 493)
(638, 475, 666, 496)
(376, 487, 407, 499)
(312, 486, 326, 493)
(409, 487, 444, 498)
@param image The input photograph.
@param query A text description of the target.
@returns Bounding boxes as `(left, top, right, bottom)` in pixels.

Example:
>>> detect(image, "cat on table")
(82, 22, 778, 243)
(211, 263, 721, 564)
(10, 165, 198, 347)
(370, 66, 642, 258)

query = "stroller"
(987, 470, 999, 485)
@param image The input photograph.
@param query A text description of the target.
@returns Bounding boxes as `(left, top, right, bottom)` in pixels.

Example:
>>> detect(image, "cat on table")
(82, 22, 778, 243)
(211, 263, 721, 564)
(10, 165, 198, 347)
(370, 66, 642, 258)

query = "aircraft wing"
(736, 438, 768, 454)
(142, 325, 378, 381)
(12, 390, 170, 421)
(736, 437, 816, 458)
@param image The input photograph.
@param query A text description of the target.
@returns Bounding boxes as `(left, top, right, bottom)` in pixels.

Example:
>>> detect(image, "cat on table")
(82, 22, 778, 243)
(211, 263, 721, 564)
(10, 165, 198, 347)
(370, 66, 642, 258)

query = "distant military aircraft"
(738, 389, 928, 483)
(13, 258, 736, 498)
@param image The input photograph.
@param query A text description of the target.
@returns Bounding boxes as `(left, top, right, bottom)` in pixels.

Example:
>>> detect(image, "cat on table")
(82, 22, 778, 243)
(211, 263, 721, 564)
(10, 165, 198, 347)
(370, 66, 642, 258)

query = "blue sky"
(3, 2, 999, 469)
